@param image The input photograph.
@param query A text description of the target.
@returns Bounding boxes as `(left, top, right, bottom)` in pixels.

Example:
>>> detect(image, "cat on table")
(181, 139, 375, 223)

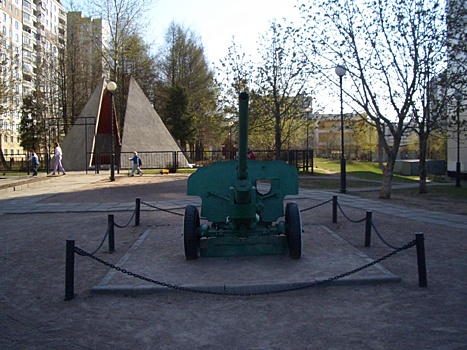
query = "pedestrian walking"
(28, 149, 39, 176)
(129, 151, 143, 176)
(52, 142, 66, 175)
(247, 147, 256, 160)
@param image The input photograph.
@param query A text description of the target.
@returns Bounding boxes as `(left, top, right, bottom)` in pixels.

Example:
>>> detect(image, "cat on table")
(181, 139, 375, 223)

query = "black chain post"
(365, 211, 372, 247)
(332, 196, 337, 223)
(415, 233, 427, 287)
(65, 239, 75, 301)
(108, 215, 115, 254)
(135, 198, 140, 226)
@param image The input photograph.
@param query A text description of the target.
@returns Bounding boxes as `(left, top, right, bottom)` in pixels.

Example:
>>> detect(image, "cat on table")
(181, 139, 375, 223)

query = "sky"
(144, 0, 302, 65)
(60, 0, 343, 113)
(62, 0, 303, 66)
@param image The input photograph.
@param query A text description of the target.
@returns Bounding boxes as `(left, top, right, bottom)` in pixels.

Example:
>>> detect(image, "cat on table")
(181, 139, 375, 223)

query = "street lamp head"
(305, 107, 312, 113)
(107, 81, 117, 92)
(335, 64, 347, 77)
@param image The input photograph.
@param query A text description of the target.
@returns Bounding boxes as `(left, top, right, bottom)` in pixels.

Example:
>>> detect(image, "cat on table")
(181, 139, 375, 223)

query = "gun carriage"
(184, 92, 302, 259)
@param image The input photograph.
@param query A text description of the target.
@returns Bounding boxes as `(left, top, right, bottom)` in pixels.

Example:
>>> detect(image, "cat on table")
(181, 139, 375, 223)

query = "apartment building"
(0, 0, 24, 157)
(0, 0, 66, 159)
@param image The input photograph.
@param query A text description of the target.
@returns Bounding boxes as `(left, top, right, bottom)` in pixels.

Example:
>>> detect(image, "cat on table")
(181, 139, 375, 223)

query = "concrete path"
(1, 172, 466, 230)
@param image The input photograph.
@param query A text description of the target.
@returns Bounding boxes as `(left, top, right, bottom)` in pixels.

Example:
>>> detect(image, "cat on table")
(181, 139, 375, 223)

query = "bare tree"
(407, 0, 467, 193)
(82, 0, 156, 128)
(219, 21, 314, 159)
(299, 0, 457, 198)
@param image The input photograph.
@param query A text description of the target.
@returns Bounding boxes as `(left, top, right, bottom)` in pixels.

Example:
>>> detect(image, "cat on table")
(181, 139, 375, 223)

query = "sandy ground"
(0, 174, 466, 349)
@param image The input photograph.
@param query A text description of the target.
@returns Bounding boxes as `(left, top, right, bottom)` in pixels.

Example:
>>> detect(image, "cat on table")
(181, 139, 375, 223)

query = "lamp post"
(335, 64, 347, 193)
(32, 118, 36, 150)
(229, 120, 234, 160)
(305, 106, 312, 172)
(455, 91, 462, 188)
(107, 81, 117, 181)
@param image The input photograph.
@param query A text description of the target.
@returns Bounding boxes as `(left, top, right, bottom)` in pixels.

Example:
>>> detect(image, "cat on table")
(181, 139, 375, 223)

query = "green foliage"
(163, 85, 193, 145)
(18, 95, 42, 151)
(155, 22, 219, 151)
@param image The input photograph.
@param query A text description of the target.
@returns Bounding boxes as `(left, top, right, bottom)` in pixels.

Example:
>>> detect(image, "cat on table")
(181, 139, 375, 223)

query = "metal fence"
(0, 152, 53, 174)
(1, 149, 315, 174)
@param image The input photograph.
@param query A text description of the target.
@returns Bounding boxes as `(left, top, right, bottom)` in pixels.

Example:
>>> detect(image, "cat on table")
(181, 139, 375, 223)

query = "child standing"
(129, 151, 143, 176)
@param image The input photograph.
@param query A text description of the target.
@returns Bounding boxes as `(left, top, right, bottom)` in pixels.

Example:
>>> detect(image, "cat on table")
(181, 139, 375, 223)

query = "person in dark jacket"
(129, 151, 143, 176)
(28, 149, 39, 176)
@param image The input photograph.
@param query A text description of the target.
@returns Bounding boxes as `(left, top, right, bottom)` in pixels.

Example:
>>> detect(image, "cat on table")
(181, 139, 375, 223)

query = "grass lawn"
(300, 158, 467, 200)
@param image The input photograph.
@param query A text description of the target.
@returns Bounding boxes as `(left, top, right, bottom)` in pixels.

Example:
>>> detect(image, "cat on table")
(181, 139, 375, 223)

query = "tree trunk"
(377, 134, 396, 199)
(274, 113, 281, 160)
(379, 161, 395, 199)
(419, 133, 428, 194)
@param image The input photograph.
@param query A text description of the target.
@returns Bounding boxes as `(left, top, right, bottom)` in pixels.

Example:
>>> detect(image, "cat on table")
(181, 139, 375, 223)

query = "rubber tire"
(184, 205, 200, 260)
(285, 202, 302, 259)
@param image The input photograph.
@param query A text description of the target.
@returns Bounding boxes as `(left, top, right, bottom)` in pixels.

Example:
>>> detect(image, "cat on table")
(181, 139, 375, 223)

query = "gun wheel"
(184, 205, 200, 260)
(285, 202, 302, 259)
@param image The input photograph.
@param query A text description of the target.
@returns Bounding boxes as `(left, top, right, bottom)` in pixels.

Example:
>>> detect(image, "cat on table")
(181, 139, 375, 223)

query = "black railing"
(1, 149, 315, 174)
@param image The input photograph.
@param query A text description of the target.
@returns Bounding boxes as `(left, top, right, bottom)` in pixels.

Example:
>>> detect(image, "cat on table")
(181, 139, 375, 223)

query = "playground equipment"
(184, 92, 302, 259)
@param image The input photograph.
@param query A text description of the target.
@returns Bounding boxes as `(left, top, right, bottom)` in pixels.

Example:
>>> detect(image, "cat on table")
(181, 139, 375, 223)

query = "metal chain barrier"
(334, 197, 411, 250)
(140, 200, 184, 216)
(300, 199, 333, 213)
(336, 201, 366, 223)
(371, 221, 403, 250)
(89, 224, 111, 256)
(113, 209, 137, 228)
(74, 240, 416, 297)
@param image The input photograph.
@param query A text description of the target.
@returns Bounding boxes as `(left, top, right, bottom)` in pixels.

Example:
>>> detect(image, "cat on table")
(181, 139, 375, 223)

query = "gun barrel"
(238, 92, 249, 180)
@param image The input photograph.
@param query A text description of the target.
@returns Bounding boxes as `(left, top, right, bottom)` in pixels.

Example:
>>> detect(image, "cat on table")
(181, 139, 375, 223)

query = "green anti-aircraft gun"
(183, 92, 302, 259)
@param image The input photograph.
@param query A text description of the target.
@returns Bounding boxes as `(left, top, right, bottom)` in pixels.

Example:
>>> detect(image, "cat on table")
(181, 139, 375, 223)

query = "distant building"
(66, 11, 110, 124)
(314, 113, 378, 160)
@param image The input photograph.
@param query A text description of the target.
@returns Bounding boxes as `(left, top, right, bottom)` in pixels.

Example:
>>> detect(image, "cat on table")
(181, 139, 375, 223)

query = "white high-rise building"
(0, 0, 66, 160)
(0, 0, 25, 158)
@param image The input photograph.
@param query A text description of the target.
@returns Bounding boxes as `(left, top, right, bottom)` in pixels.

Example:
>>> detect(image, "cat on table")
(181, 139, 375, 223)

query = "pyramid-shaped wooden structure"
(61, 79, 121, 171)
(60, 77, 188, 171)
(119, 77, 189, 169)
